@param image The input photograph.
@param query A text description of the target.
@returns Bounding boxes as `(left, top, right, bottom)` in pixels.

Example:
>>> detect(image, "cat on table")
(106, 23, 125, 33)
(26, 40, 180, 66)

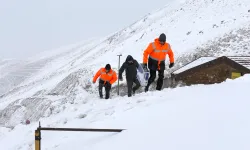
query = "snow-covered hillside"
(0, 38, 100, 97)
(0, 59, 26, 95)
(0, 75, 250, 150)
(0, 0, 250, 142)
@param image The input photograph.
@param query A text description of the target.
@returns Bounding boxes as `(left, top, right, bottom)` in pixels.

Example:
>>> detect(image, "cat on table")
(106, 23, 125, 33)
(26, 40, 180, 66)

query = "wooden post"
(35, 121, 41, 150)
(35, 129, 41, 150)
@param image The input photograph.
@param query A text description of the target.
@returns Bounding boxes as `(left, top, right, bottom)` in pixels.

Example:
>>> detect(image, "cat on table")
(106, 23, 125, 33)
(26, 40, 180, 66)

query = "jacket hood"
(154, 38, 160, 43)
(154, 38, 167, 46)
(126, 55, 134, 62)
(105, 64, 111, 70)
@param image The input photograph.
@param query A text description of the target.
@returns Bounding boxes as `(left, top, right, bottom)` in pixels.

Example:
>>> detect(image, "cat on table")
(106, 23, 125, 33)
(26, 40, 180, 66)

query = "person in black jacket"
(119, 55, 141, 97)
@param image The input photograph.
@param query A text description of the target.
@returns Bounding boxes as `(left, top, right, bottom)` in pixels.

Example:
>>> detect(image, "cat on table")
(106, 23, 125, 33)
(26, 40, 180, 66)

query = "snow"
(172, 57, 216, 74)
(1, 0, 250, 149)
(0, 75, 250, 150)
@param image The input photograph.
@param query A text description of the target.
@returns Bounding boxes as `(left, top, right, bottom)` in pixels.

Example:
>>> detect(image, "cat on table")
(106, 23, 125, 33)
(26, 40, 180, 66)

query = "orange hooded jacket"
(143, 38, 174, 67)
(93, 68, 117, 84)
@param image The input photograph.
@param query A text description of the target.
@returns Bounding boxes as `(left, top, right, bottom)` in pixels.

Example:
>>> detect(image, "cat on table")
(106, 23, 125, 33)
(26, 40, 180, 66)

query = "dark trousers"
(127, 78, 141, 97)
(98, 80, 111, 99)
(146, 69, 164, 91)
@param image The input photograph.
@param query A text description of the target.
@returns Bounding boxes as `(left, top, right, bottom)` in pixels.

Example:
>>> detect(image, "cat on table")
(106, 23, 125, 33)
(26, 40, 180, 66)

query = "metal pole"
(39, 127, 125, 132)
(34, 121, 125, 149)
(117, 54, 122, 95)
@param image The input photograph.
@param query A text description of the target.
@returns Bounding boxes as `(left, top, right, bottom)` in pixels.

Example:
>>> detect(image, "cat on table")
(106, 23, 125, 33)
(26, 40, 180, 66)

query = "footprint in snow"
(137, 99, 146, 103)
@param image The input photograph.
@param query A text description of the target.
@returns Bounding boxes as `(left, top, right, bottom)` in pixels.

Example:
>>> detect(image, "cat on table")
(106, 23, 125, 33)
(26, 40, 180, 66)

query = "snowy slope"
(0, 75, 249, 150)
(0, 59, 26, 95)
(1, 0, 250, 149)
(0, 0, 250, 129)
(174, 23, 250, 70)
(0, 38, 100, 96)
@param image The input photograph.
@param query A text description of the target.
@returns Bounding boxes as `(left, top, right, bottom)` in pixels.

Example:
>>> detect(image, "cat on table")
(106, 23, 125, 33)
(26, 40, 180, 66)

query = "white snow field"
(1, 0, 250, 127)
(0, 75, 250, 150)
(1, 0, 250, 149)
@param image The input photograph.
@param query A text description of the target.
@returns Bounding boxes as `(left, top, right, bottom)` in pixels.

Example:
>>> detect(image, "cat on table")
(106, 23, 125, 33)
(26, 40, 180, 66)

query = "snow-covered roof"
(227, 56, 250, 69)
(173, 56, 250, 74)
(172, 57, 216, 74)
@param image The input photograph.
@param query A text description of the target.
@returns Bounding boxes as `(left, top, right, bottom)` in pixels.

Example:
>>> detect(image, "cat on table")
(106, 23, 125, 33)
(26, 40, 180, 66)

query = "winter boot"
(132, 88, 136, 96)
(145, 85, 149, 92)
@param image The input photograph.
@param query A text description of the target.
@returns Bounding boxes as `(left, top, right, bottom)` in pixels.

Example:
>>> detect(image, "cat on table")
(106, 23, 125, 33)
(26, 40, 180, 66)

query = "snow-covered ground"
(0, 74, 249, 150)
(1, 0, 250, 149)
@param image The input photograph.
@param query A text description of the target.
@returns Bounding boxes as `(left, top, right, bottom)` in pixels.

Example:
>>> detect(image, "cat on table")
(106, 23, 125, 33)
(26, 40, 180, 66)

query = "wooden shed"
(171, 56, 250, 86)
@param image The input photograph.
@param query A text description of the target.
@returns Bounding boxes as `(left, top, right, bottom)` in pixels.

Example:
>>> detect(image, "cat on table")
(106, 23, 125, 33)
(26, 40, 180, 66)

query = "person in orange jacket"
(93, 64, 117, 99)
(142, 33, 174, 92)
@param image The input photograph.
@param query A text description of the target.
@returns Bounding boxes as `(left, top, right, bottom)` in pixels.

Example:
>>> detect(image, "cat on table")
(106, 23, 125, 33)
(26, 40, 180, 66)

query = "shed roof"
(172, 56, 250, 74)
(172, 57, 216, 74)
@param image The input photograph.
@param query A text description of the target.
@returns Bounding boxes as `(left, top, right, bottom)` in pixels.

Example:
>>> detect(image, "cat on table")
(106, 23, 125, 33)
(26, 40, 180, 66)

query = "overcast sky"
(0, 0, 172, 59)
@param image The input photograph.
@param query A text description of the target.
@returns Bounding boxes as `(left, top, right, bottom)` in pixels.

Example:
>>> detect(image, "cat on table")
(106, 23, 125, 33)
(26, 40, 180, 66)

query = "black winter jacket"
(119, 55, 139, 81)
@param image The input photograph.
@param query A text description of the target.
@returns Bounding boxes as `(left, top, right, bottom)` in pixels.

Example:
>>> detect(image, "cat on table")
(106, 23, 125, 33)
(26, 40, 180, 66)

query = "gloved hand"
(92, 81, 96, 84)
(119, 75, 123, 81)
(142, 63, 147, 69)
(105, 81, 111, 87)
(169, 63, 174, 68)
